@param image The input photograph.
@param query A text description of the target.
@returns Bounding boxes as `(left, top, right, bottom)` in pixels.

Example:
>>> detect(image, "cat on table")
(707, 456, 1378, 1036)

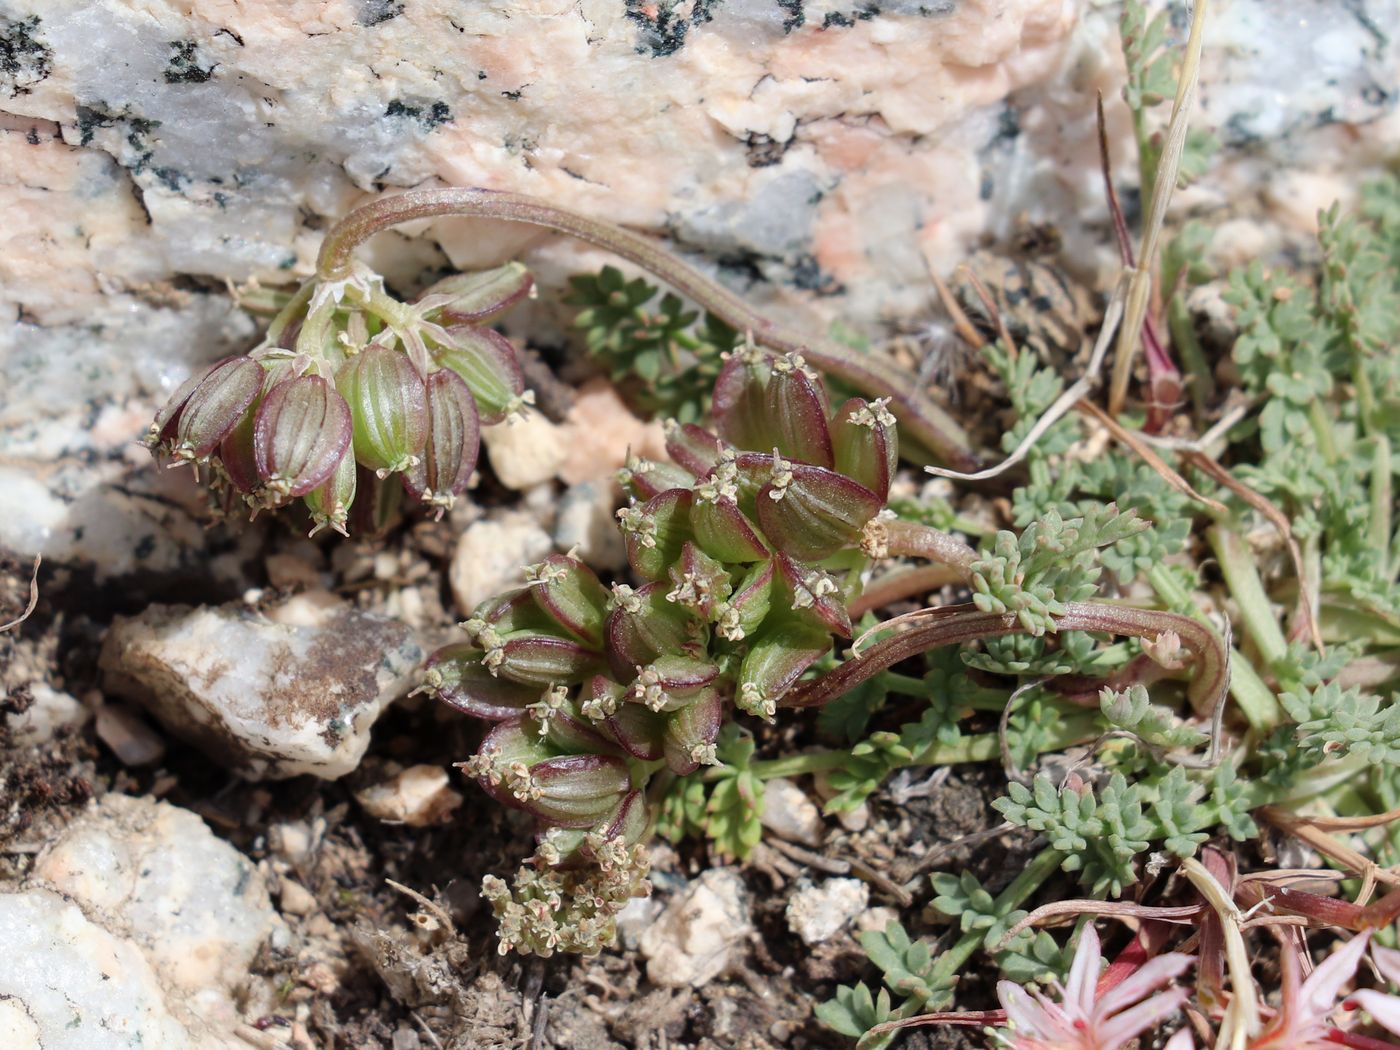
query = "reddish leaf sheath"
(756, 463, 882, 562)
(435, 326, 525, 425)
(424, 644, 538, 720)
(336, 345, 429, 474)
(764, 360, 834, 468)
(404, 368, 481, 507)
(173, 356, 264, 460)
(253, 375, 353, 499)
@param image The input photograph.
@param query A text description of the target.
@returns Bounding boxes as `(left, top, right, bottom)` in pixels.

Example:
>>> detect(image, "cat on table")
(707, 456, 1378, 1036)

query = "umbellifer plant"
(421, 342, 1228, 956)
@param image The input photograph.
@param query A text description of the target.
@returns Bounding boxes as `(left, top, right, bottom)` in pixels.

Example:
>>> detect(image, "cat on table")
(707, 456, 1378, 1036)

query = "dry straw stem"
(925, 275, 1129, 482)
(0, 555, 40, 634)
(998, 899, 1203, 947)
(1180, 855, 1260, 1050)
(1107, 0, 1210, 416)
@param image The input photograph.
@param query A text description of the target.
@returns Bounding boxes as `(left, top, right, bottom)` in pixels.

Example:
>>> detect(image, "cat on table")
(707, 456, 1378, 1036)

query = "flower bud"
(775, 553, 851, 638)
(621, 488, 693, 582)
(303, 444, 357, 536)
(253, 375, 353, 501)
(831, 397, 898, 501)
(403, 368, 480, 513)
(690, 495, 768, 564)
(764, 353, 833, 468)
(336, 344, 428, 475)
(712, 559, 774, 642)
(602, 703, 665, 760)
(627, 654, 721, 713)
(525, 689, 618, 755)
(435, 326, 526, 425)
(525, 754, 633, 828)
(424, 644, 537, 720)
(712, 349, 775, 452)
(619, 455, 694, 502)
(664, 421, 727, 477)
(496, 634, 607, 688)
(664, 689, 724, 774)
(218, 406, 261, 494)
(169, 356, 265, 462)
(736, 621, 832, 719)
(665, 543, 732, 619)
(756, 463, 882, 562)
(468, 721, 553, 807)
(581, 674, 629, 722)
(529, 555, 610, 649)
(605, 582, 699, 673)
(587, 789, 649, 846)
(348, 464, 403, 538)
(418, 262, 534, 325)
(147, 360, 222, 451)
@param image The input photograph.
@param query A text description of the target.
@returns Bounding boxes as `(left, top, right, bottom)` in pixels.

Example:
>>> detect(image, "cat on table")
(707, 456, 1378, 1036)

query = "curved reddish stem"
(316, 188, 977, 468)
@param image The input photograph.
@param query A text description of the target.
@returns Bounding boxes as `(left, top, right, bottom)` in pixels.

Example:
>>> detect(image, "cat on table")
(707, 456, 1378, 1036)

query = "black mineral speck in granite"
(0, 14, 52, 98)
(624, 0, 719, 58)
(385, 98, 453, 131)
(355, 0, 405, 27)
(163, 40, 215, 84)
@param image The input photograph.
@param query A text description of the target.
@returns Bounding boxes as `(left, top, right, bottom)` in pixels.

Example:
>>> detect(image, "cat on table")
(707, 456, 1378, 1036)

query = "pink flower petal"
(1351, 989, 1400, 1038)
(1374, 946, 1400, 989)
(1302, 933, 1371, 1021)
(1162, 1026, 1195, 1050)
(1097, 953, 1196, 1018)
(1095, 987, 1191, 1050)
(1065, 926, 1103, 1018)
(999, 981, 1068, 1041)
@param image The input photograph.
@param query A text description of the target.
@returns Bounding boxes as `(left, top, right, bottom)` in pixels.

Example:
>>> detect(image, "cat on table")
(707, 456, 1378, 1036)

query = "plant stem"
(876, 519, 980, 579)
(1168, 297, 1213, 419)
(928, 848, 1065, 988)
(1147, 562, 1282, 729)
(785, 602, 1229, 724)
(1372, 435, 1392, 574)
(1208, 525, 1288, 667)
(315, 187, 977, 468)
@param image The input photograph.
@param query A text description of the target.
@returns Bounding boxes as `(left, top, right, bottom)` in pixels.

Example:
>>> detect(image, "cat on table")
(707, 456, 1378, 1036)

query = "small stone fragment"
(786, 877, 869, 946)
(100, 598, 421, 780)
(556, 378, 666, 486)
(4, 682, 87, 746)
(95, 701, 166, 766)
(758, 776, 825, 846)
(639, 868, 752, 988)
(553, 480, 627, 571)
(28, 793, 283, 1039)
(278, 877, 318, 917)
(0, 889, 211, 1050)
(449, 509, 553, 616)
(355, 764, 463, 827)
(856, 905, 901, 936)
(481, 412, 566, 489)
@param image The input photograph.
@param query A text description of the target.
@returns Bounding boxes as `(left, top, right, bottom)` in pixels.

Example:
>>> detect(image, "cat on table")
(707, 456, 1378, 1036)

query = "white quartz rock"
(449, 508, 553, 616)
(481, 414, 567, 490)
(33, 794, 282, 1036)
(639, 868, 752, 988)
(758, 776, 825, 846)
(785, 877, 870, 945)
(4, 682, 87, 746)
(0, 889, 222, 1050)
(99, 599, 422, 779)
(553, 480, 627, 573)
(355, 764, 464, 827)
